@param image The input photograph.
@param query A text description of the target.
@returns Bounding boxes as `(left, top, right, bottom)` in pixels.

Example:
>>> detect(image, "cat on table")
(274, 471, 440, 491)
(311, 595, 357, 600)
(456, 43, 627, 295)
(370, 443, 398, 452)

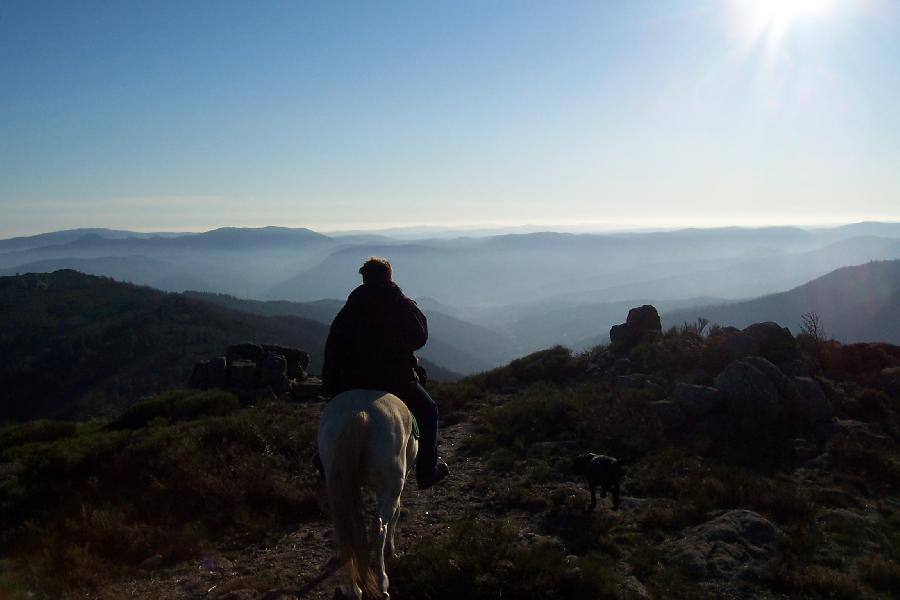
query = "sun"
(730, 0, 838, 56)
(753, 0, 837, 25)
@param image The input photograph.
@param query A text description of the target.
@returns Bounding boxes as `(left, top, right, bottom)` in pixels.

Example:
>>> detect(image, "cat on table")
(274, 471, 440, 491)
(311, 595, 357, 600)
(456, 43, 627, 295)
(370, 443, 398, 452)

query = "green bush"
(0, 420, 77, 452)
(108, 388, 240, 429)
(471, 346, 582, 390)
(476, 383, 581, 451)
(1, 399, 321, 596)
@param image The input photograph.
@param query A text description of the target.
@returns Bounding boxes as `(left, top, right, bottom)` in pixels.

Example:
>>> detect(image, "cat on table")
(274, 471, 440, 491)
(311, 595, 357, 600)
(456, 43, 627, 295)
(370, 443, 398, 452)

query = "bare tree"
(800, 312, 827, 366)
(800, 312, 826, 342)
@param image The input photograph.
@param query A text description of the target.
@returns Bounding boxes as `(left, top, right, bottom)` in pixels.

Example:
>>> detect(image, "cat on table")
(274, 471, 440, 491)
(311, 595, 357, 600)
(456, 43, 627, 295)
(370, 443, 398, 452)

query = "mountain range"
(662, 259, 900, 344)
(2, 223, 899, 376)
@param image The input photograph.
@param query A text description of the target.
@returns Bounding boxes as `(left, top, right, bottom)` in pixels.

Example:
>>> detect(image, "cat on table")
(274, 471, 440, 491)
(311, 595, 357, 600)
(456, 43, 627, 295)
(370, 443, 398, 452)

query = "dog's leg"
(588, 482, 597, 511)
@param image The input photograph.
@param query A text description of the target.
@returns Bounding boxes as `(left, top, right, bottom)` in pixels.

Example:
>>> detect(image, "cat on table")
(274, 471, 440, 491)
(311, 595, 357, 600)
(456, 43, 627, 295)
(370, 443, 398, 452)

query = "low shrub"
(108, 388, 240, 429)
(858, 555, 900, 595)
(830, 434, 900, 491)
(1, 399, 321, 596)
(390, 519, 622, 600)
(471, 346, 582, 391)
(0, 420, 77, 452)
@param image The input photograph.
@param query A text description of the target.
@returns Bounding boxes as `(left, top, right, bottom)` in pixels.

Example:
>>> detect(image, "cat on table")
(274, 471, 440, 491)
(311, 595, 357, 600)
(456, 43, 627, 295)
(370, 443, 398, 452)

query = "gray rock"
(626, 305, 662, 332)
(200, 555, 234, 574)
(743, 322, 796, 354)
(209, 356, 228, 388)
(226, 342, 266, 365)
(789, 377, 833, 430)
(188, 360, 211, 389)
(139, 554, 164, 570)
(609, 305, 661, 348)
(666, 510, 777, 579)
(615, 374, 648, 391)
(290, 378, 324, 401)
(714, 359, 784, 433)
(262, 344, 310, 378)
(718, 332, 761, 363)
(670, 383, 723, 417)
(649, 400, 687, 432)
(649, 400, 686, 432)
(826, 419, 893, 450)
(742, 356, 794, 396)
(228, 359, 258, 389)
(259, 354, 289, 393)
(610, 358, 632, 375)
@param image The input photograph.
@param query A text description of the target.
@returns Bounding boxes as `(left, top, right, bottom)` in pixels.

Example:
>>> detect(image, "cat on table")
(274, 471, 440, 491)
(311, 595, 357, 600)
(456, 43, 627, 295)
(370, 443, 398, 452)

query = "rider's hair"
(359, 256, 392, 284)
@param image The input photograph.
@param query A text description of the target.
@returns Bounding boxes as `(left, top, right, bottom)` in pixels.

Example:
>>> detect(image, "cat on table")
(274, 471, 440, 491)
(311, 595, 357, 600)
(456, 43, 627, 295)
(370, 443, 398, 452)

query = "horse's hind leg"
(385, 499, 401, 558)
(374, 490, 401, 598)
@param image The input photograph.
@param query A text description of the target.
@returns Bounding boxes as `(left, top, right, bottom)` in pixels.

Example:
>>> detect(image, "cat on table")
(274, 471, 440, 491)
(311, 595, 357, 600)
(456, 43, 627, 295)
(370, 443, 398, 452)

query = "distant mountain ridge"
(663, 260, 900, 344)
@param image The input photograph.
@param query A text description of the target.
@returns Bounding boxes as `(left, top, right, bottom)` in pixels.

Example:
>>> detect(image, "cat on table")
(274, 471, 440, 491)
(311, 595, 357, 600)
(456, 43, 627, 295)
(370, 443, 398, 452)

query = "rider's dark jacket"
(322, 281, 427, 395)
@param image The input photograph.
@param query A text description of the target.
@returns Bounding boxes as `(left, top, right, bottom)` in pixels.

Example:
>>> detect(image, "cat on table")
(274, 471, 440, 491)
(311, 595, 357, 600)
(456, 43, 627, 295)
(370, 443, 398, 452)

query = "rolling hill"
(0, 271, 457, 424)
(0, 270, 333, 422)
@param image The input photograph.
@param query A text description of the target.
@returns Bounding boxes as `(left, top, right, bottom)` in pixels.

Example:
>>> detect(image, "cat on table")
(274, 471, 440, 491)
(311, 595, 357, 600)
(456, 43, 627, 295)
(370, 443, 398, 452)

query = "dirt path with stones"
(91, 419, 496, 600)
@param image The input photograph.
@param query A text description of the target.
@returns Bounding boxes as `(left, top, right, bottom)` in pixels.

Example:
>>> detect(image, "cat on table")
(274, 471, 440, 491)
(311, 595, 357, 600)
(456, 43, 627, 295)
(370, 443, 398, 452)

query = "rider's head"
(359, 256, 392, 284)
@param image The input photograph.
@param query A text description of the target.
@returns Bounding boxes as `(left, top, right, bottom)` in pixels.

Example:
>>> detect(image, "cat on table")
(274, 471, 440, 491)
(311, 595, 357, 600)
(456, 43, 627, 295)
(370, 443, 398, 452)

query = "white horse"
(318, 389, 418, 600)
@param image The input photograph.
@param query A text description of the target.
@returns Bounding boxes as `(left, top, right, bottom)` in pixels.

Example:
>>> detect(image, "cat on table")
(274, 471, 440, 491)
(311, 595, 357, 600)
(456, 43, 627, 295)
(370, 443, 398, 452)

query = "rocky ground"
(6, 309, 896, 599)
(89, 418, 492, 600)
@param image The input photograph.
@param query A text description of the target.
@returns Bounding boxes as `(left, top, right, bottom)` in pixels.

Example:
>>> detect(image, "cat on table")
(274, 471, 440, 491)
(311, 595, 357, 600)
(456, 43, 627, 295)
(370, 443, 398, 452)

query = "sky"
(1, 0, 899, 237)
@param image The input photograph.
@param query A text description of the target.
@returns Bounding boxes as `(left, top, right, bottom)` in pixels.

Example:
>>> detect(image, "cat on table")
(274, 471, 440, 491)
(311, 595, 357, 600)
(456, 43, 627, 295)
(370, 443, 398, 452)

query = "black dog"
(573, 453, 623, 511)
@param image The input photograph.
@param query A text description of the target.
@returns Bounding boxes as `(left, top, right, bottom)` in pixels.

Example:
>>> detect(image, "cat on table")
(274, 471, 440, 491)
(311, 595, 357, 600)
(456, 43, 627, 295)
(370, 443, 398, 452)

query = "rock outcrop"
(666, 510, 778, 579)
(609, 305, 662, 350)
(188, 342, 322, 401)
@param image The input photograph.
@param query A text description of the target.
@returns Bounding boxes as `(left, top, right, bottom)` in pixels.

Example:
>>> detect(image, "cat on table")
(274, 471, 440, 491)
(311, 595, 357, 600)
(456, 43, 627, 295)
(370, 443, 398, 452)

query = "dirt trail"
(93, 419, 491, 600)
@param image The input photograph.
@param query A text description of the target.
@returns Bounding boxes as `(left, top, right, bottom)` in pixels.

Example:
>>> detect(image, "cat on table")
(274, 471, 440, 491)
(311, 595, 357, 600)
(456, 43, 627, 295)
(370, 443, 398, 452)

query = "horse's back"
(318, 389, 414, 477)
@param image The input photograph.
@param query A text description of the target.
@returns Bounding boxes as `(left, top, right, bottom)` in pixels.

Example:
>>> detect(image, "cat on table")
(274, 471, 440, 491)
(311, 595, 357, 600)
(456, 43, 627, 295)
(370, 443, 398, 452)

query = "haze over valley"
(2, 222, 898, 376)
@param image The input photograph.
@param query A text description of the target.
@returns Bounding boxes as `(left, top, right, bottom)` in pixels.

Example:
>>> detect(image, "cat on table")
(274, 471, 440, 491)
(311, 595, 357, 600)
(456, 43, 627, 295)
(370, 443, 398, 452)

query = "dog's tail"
(327, 409, 379, 598)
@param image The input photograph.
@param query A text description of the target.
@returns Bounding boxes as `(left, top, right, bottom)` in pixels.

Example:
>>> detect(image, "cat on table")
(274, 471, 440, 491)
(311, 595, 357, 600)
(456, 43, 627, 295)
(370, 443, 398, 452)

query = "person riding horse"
(321, 256, 450, 490)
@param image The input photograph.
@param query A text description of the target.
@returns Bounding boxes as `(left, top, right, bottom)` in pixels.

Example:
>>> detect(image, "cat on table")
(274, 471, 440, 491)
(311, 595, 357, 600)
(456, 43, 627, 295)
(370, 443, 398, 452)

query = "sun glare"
(754, 0, 836, 24)
(729, 0, 840, 61)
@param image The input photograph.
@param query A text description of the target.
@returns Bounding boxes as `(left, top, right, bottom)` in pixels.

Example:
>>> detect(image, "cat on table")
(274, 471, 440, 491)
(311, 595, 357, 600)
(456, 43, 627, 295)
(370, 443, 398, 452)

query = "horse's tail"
(328, 409, 379, 598)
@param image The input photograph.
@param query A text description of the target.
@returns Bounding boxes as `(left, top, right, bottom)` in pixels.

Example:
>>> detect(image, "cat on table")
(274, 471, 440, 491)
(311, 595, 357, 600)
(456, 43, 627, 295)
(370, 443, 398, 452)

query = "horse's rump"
(318, 390, 416, 599)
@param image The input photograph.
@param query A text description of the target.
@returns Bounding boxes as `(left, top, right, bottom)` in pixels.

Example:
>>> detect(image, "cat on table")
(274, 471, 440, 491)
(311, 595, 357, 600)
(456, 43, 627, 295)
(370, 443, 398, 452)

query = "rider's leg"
(399, 382, 438, 475)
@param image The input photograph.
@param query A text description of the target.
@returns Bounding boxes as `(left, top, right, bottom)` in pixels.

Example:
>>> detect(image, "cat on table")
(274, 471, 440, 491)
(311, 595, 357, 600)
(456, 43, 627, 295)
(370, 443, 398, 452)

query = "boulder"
(742, 356, 796, 398)
(188, 360, 211, 389)
(226, 342, 266, 365)
(825, 419, 893, 451)
(262, 344, 310, 378)
(228, 359, 259, 389)
(615, 374, 648, 391)
(209, 356, 228, 388)
(626, 305, 662, 332)
(609, 305, 662, 350)
(610, 357, 632, 375)
(670, 383, 723, 418)
(290, 378, 324, 401)
(649, 400, 686, 432)
(714, 359, 783, 433)
(743, 321, 796, 355)
(666, 510, 777, 579)
(259, 354, 289, 393)
(788, 376, 833, 432)
(700, 331, 759, 373)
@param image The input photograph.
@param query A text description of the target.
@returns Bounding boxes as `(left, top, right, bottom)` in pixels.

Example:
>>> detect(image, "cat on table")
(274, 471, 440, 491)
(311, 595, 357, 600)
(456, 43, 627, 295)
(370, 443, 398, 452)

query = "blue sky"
(1, 0, 898, 236)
